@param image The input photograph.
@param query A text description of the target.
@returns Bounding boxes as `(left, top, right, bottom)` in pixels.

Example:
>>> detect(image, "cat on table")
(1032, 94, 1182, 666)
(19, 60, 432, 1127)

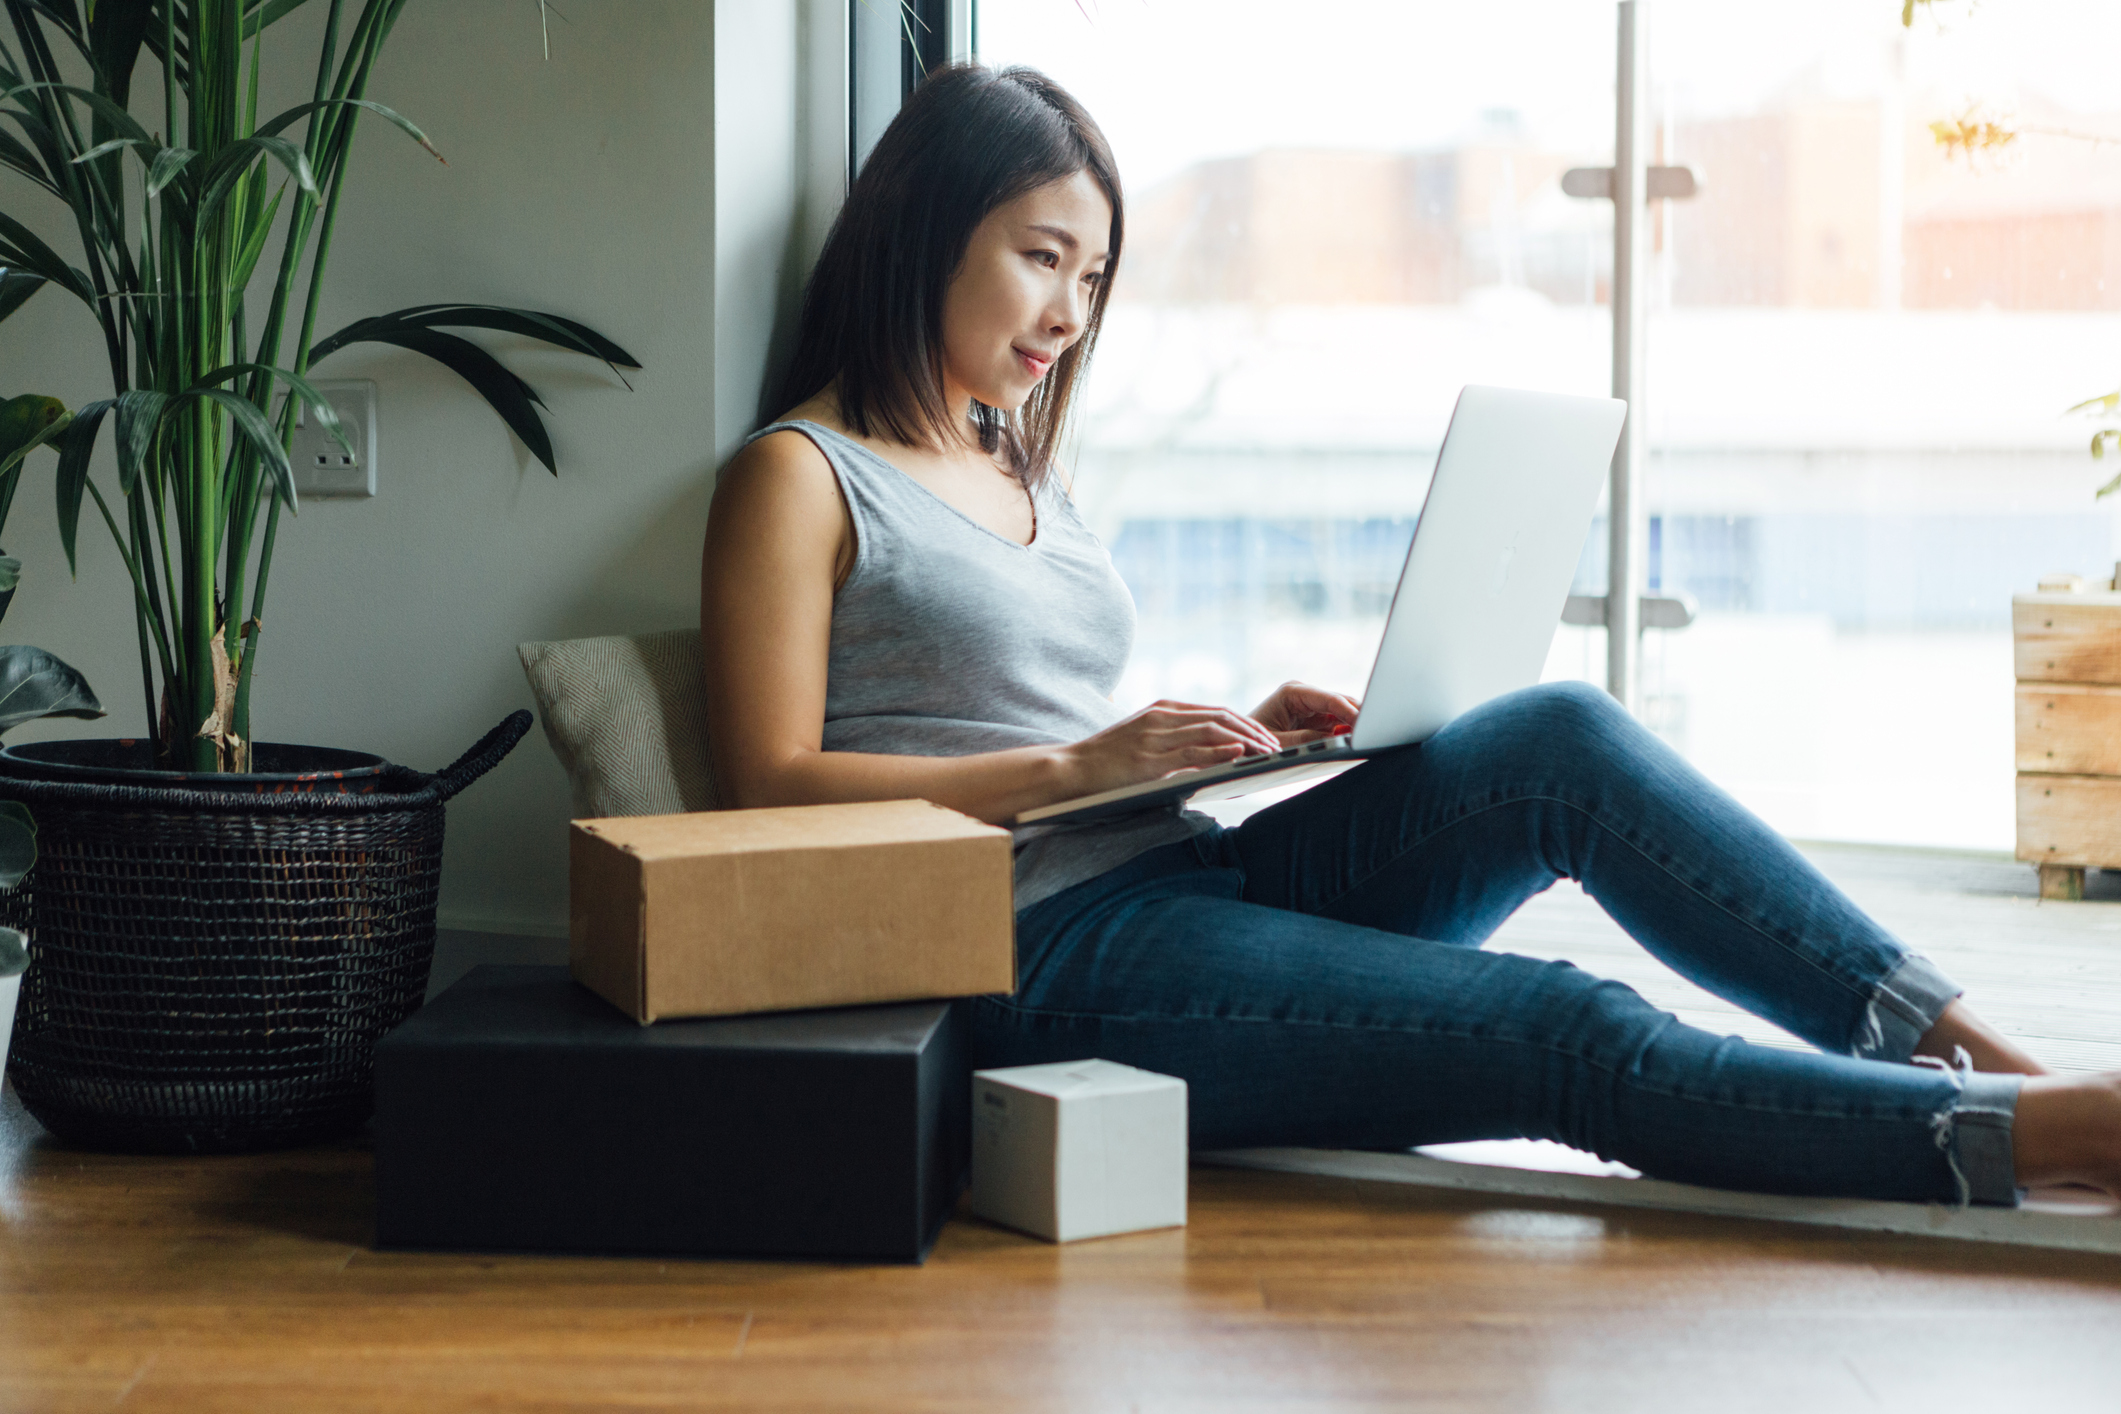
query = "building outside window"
(975, 0, 2121, 851)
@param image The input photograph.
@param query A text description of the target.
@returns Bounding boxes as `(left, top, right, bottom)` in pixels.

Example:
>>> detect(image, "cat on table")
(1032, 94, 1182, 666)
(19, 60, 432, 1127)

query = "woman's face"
(940, 169, 1113, 418)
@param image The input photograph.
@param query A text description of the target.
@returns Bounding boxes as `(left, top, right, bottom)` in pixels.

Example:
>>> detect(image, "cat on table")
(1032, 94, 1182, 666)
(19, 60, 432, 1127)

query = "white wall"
(0, 0, 830, 935)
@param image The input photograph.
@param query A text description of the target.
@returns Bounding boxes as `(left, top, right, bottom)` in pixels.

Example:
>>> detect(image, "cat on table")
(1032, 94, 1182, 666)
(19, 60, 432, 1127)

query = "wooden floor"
(5, 844, 2121, 1412)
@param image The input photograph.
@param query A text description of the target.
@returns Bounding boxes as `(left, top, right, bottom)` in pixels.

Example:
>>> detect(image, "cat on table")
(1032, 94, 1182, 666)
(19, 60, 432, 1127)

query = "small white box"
(970, 1058, 1188, 1243)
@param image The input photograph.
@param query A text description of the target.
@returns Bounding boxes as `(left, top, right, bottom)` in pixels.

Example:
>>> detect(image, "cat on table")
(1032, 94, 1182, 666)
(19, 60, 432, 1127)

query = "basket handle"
(426, 709, 535, 804)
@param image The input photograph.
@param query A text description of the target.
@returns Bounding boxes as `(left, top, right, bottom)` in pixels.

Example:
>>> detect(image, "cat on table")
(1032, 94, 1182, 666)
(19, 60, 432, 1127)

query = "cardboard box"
(375, 965, 970, 1262)
(570, 799, 1015, 1023)
(969, 1058, 1188, 1243)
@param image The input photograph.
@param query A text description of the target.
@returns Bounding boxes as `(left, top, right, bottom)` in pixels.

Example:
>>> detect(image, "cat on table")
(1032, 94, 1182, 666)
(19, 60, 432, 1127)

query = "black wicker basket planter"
(0, 710, 532, 1154)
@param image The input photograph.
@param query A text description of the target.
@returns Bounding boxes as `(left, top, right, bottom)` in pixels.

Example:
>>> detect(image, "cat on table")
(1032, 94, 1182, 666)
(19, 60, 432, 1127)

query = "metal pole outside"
(1607, 0, 1650, 710)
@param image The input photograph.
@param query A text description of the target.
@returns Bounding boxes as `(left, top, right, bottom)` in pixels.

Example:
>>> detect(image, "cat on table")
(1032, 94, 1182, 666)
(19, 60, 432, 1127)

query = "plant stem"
(233, 491, 279, 745)
(234, 8, 378, 736)
(87, 480, 177, 692)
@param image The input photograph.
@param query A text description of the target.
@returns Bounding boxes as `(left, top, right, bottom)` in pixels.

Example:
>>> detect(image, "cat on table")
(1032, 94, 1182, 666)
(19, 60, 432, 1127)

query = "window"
(977, 0, 2121, 851)
(978, 0, 1617, 702)
(1639, 2, 2121, 847)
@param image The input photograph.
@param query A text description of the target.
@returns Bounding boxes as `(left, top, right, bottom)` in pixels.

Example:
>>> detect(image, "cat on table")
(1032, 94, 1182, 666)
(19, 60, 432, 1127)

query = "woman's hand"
(1057, 700, 1283, 799)
(1252, 681, 1361, 747)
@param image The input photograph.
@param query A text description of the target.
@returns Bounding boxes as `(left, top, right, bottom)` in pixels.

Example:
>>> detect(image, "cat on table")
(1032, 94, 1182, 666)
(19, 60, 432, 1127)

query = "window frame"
(850, 0, 972, 182)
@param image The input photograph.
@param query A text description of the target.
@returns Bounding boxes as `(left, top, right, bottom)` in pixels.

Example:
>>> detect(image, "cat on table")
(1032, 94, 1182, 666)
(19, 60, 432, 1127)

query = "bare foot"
(1914, 998, 2050, 1076)
(2013, 1072, 2121, 1195)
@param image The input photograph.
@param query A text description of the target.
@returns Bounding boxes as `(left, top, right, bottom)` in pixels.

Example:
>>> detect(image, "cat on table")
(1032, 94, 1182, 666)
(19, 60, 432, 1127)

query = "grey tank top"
(749, 420, 1209, 910)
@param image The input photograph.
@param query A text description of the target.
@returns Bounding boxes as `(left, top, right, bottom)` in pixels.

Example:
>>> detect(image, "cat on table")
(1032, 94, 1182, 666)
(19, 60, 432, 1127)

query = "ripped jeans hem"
(1854, 953, 1963, 1062)
(1915, 1052, 2023, 1208)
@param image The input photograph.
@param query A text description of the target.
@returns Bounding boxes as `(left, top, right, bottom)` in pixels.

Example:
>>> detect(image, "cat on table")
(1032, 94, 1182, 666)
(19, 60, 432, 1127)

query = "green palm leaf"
(186, 387, 298, 512)
(112, 388, 168, 494)
(0, 267, 45, 323)
(0, 80, 154, 146)
(0, 392, 70, 478)
(355, 303, 645, 375)
(145, 144, 198, 198)
(226, 181, 283, 289)
(305, 305, 645, 475)
(316, 317, 558, 472)
(253, 95, 445, 164)
(0, 211, 93, 304)
(242, 0, 321, 36)
(85, 0, 156, 107)
(52, 397, 110, 575)
(195, 132, 314, 213)
(191, 360, 351, 457)
(0, 124, 55, 191)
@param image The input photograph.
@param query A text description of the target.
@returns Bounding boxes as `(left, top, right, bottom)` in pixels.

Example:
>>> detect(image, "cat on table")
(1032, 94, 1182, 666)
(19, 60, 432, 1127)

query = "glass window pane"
(977, 0, 1617, 711)
(1647, 0, 2121, 848)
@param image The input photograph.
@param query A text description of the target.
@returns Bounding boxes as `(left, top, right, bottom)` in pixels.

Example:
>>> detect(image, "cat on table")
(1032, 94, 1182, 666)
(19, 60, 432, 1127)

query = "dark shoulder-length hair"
(769, 63, 1123, 486)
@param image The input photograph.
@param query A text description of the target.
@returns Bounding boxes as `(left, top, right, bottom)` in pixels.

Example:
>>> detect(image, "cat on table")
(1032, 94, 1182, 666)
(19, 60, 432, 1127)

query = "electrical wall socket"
(287, 379, 378, 498)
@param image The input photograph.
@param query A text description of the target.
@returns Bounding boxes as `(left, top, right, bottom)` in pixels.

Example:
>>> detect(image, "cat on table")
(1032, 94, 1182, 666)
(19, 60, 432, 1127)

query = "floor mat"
(1201, 1139, 2121, 1254)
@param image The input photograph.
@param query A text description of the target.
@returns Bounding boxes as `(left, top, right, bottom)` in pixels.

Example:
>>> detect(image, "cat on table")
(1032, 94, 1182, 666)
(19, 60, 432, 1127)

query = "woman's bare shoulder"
(709, 424, 850, 571)
(717, 424, 836, 505)
(721, 390, 852, 487)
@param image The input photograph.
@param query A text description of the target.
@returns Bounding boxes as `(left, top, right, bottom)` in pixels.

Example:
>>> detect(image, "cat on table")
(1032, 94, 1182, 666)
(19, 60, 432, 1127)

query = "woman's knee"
(1413, 680, 1665, 811)
(1473, 678, 1633, 754)
(1524, 677, 1624, 720)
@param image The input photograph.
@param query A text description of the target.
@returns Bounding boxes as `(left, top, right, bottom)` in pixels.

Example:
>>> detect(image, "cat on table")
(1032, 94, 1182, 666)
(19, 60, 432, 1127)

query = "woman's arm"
(700, 431, 1281, 825)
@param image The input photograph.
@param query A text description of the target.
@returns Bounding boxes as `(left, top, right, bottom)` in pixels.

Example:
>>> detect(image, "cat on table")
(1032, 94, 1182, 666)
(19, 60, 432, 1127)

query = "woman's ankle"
(1913, 999, 2051, 1076)
(2012, 1073, 2121, 1192)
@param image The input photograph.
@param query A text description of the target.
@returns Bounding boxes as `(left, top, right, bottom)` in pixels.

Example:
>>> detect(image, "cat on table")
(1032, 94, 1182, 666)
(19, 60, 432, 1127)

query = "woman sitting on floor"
(701, 62, 2121, 1204)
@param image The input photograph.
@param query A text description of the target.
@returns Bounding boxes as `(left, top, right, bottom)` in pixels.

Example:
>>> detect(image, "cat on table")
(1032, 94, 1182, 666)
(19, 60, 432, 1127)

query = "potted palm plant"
(0, 0, 637, 1151)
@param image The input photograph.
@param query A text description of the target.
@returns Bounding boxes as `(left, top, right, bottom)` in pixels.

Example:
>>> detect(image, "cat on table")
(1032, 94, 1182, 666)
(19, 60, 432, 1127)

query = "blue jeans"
(972, 681, 2022, 1205)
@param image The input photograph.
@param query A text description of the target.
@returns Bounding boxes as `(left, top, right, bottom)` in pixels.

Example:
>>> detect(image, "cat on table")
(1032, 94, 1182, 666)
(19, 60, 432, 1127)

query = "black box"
(374, 965, 969, 1262)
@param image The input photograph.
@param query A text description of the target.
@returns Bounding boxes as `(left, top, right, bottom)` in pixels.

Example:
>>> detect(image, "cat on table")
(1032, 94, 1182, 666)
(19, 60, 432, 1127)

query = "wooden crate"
(2016, 683, 2121, 775)
(2014, 588, 2121, 899)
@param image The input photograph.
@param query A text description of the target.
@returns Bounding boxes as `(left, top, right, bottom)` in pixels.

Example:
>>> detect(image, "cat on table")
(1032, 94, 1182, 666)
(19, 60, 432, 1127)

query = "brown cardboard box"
(570, 799, 1016, 1023)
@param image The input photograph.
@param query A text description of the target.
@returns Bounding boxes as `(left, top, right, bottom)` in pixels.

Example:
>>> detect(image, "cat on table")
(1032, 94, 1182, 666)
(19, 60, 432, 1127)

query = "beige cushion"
(517, 628, 720, 818)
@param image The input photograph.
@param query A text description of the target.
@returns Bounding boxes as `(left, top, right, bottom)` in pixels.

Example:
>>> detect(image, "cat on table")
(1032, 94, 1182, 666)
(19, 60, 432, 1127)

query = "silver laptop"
(1015, 385, 1627, 827)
